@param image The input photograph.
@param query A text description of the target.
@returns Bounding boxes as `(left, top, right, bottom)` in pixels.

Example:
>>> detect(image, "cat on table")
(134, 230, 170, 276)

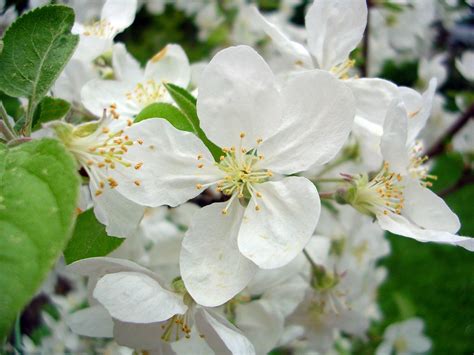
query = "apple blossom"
(111, 45, 355, 306)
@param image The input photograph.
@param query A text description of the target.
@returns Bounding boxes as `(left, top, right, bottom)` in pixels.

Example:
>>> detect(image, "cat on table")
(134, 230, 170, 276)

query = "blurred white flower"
(376, 318, 432, 355)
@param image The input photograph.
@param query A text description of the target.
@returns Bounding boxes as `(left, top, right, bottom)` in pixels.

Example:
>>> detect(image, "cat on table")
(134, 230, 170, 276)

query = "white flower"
(418, 53, 448, 87)
(455, 51, 474, 81)
(67, 257, 255, 354)
(50, 106, 163, 237)
(116, 45, 355, 306)
(345, 100, 474, 251)
(82, 43, 191, 117)
(248, 0, 419, 158)
(72, 0, 137, 62)
(376, 318, 432, 355)
(234, 256, 308, 354)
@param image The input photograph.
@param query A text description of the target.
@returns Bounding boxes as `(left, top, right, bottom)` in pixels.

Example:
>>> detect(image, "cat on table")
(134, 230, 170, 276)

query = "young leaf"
(0, 5, 78, 131)
(64, 209, 124, 264)
(0, 138, 80, 340)
(32, 97, 71, 130)
(163, 83, 222, 160)
(135, 102, 193, 132)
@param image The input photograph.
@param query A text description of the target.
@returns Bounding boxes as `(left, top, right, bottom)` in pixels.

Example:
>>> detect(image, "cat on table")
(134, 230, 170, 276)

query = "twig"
(439, 167, 474, 197)
(425, 103, 474, 158)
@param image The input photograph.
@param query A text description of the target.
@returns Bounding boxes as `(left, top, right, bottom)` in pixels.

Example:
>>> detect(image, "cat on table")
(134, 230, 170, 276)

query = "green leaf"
(0, 5, 78, 130)
(135, 102, 193, 131)
(32, 97, 71, 130)
(0, 91, 21, 120)
(163, 83, 222, 160)
(0, 138, 80, 340)
(64, 209, 124, 264)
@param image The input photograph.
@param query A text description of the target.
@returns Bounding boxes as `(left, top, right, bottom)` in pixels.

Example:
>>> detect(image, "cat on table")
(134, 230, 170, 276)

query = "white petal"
(144, 44, 191, 89)
(248, 5, 313, 69)
(403, 181, 460, 233)
(194, 308, 255, 355)
(197, 45, 282, 149)
(67, 256, 154, 278)
(345, 78, 399, 127)
(92, 187, 144, 238)
(81, 79, 139, 117)
(258, 70, 355, 174)
(263, 275, 308, 317)
(306, 0, 367, 70)
(181, 201, 258, 307)
(377, 213, 474, 251)
(238, 177, 320, 269)
(112, 43, 142, 82)
(113, 320, 173, 352)
(101, 0, 137, 34)
(235, 300, 284, 355)
(117, 118, 221, 207)
(406, 78, 437, 144)
(67, 305, 113, 338)
(93, 271, 187, 323)
(247, 254, 305, 296)
(73, 36, 112, 62)
(380, 100, 410, 174)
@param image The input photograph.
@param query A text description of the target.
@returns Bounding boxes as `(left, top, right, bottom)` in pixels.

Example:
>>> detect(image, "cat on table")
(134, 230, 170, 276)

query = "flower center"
(195, 133, 272, 215)
(408, 141, 437, 187)
(65, 105, 145, 197)
(330, 58, 356, 80)
(83, 20, 114, 37)
(348, 162, 405, 217)
(126, 80, 166, 108)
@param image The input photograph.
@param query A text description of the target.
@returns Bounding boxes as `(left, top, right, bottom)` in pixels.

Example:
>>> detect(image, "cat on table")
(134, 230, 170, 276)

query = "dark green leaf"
(64, 209, 124, 265)
(164, 83, 222, 160)
(0, 138, 80, 340)
(0, 5, 78, 112)
(32, 97, 71, 130)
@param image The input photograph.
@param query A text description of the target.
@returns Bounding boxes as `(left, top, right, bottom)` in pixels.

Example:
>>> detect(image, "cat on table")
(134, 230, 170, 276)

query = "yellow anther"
(197, 163, 204, 169)
(196, 183, 203, 189)
(240, 132, 246, 138)
(197, 154, 203, 160)
(134, 162, 143, 170)
(134, 180, 141, 186)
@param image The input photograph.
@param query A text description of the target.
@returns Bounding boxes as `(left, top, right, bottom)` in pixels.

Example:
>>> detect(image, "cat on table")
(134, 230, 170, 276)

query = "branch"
(425, 103, 474, 159)
(439, 167, 474, 197)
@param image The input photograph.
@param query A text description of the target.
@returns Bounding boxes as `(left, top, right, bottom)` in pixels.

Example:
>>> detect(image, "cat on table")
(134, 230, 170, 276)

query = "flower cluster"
(3, 0, 474, 354)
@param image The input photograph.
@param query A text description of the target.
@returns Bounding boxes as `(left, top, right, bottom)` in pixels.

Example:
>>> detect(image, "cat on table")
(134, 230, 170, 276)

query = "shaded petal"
(67, 305, 113, 338)
(194, 308, 255, 355)
(181, 201, 258, 307)
(93, 271, 187, 323)
(113, 320, 175, 353)
(263, 275, 308, 317)
(235, 300, 284, 355)
(67, 256, 154, 278)
(92, 187, 144, 238)
(248, 5, 313, 69)
(403, 181, 460, 233)
(345, 78, 399, 127)
(238, 177, 320, 269)
(377, 213, 474, 251)
(406, 78, 437, 144)
(73, 36, 112, 62)
(258, 70, 355, 174)
(117, 118, 222, 207)
(197, 45, 282, 149)
(380, 100, 410, 174)
(101, 0, 137, 34)
(306, 0, 367, 70)
(81, 79, 139, 117)
(112, 43, 142, 82)
(145, 44, 191, 88)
